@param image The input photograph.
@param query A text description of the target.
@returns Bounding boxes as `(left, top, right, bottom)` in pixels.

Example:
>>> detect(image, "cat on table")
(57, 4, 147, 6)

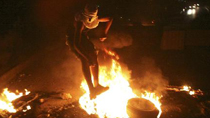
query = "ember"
(79, 59, 162, 118)
(167, 85, 204, 96)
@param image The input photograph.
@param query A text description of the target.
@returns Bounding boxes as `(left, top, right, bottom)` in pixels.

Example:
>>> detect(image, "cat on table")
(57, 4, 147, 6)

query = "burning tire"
(127, 98, 159, 118)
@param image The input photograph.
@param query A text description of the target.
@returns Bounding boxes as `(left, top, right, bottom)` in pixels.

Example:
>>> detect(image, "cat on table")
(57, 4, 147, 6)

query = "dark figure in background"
(66, 4, 113, 99)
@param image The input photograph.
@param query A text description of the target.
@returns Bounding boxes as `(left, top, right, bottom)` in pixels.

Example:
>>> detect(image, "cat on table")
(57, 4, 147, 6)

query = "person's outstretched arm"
(98, 17, 113, 41)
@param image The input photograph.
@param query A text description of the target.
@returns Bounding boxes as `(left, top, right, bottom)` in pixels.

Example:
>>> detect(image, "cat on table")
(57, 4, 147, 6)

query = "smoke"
(130, 57, 169, 96)
(6, 38, 84, 100)
(98, 51, 167, 96)
(92, 30, 133, 50)
(41, 40, 84, 99)
(105, 31, 133, 48)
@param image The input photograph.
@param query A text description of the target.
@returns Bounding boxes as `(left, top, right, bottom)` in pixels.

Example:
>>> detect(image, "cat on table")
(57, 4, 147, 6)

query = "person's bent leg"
(90, 62, 99, 87)
(81, 59, 94, 93)
(90, 59, 109, 95)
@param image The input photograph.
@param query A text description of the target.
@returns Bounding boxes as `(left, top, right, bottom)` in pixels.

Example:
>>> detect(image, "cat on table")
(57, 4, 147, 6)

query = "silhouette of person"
(66, 4, 113, 99)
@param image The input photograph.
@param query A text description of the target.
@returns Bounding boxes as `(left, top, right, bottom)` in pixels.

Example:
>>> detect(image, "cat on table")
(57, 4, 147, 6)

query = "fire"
(23, 105, 31, 112)
(189, 91, 195, 95)
(167, 85, 203, 96)
(180, 85, 203, 96)
(103, 49, 120, 60)
(0, 88, 30, 113)
(141, 91, 162, 118)
(181, 85, 191, 92)
(181, 86, 196, 95)
(79, 59, 162, 118)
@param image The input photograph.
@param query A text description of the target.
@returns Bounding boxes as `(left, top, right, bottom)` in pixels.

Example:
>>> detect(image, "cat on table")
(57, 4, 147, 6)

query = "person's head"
(83, 4, 98, 17)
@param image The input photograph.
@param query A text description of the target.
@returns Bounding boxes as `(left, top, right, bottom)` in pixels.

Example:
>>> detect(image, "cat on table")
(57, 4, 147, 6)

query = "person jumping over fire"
(66, 4, 113, 99)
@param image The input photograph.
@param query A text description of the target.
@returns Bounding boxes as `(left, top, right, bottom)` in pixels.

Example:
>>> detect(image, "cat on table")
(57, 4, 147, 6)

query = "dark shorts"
(67, 34, 97, 65)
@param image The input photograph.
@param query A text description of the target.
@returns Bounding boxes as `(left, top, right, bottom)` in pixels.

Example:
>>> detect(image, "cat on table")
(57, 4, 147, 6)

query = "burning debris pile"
(0, 88, 31, 116)
(1, 51, 210, 118)
(79, 59, 162, 118)
(0, 89, 72, 118)
(161, 85, 210, 118)
(0, 59, 163, 118)
(78, 57, 210, 118)
(1, 82, 209, 118)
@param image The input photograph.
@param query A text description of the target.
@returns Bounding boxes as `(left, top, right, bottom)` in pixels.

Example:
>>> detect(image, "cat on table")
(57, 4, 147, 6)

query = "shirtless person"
(66, 4, 113, 99)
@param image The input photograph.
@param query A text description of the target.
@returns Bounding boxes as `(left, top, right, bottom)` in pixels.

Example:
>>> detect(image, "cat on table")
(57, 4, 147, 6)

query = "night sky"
(1, 0, 210, 33)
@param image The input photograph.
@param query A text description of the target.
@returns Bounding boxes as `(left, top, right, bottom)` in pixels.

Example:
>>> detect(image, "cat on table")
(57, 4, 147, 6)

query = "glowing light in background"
(187, 9, 196, 15)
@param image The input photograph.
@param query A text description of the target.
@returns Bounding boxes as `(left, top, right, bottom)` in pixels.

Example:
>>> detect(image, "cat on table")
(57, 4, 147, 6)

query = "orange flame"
(79, 59, 162, 118)
(180, 85, 203, 96)
(0, 88, 30, 113)
(167, 85, 203, 96)
(141, 91, 162, 118)
(103, 49, 120, 60)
